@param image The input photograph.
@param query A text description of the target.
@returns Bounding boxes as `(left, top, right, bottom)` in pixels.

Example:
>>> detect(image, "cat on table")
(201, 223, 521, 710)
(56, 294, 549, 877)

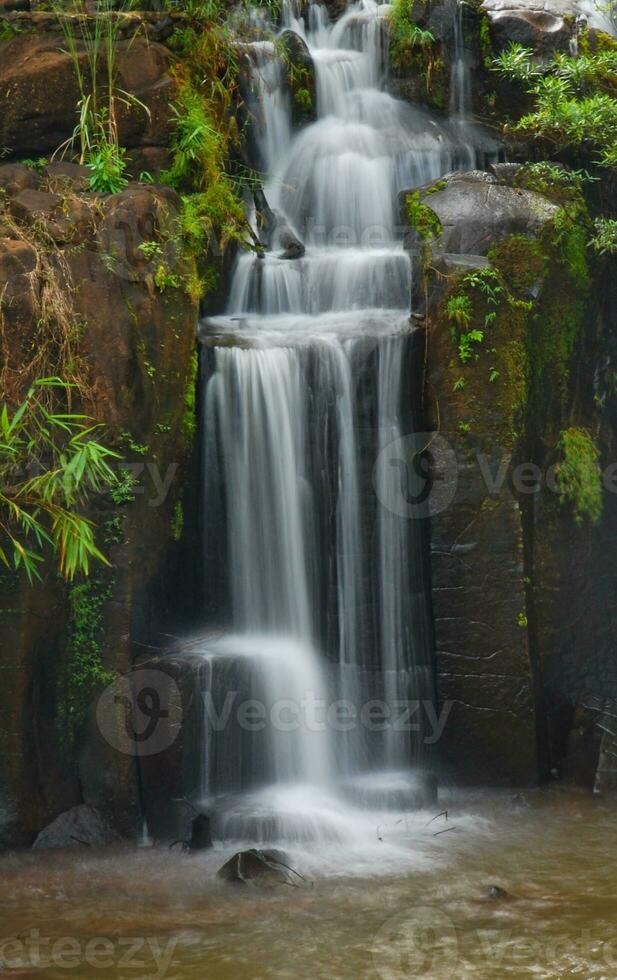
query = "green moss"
(183, 349, 199, 448)
(172, 501, 184, 542)
(479, 12, 493, 68)
(294, 87, 313, 116)
(527, 206, 591, 401)
(58, 579, 116, 756)
(405, 191, 442, 241)
(549, 208, 590, 291)
(488, 235, 546, 292)
(555, 427, 602, 525)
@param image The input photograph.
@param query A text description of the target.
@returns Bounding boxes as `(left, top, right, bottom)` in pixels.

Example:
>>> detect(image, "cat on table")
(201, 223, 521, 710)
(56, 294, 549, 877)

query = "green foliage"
(492, 42, 540, 82)
(50, 0, 149, 173)
(512, 161, 590, 203)
(154, 264, 182, 292)
(550, 208, 590, 290)
(0, 379, 120, 582)
(183, 350, 198, 447)
(180, 184, 247, 253)
(493, 41, 617, 167)
(446, 295, 472, 329)
(87, 138, 128, 193)
(555, 427, 602, 525)
(294, 87, 313, 114)
(405, 191, 442, 241)
(163, 83, 225, 189)
(590, 216, 617, 254)
(163, 78, 248, 257)
(388, 0, 434, 67)
(110, 467, 139, 505)
(479, 13, 493, 68)
(138, 241, 164, 260)
(0, 18, 21, 42)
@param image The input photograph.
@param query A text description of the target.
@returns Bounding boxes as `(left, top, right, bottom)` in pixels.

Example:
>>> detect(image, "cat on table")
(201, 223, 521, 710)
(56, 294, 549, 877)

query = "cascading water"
(191, 0, 497, 846)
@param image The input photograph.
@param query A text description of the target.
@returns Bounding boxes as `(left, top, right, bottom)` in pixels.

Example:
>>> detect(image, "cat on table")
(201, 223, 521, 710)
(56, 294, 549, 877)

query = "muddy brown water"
(1, 788, 616, 979)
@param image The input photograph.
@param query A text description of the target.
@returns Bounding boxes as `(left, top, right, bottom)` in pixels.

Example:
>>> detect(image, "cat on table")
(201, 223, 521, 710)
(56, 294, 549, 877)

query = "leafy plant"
(87, 136, 128, 193)
(154, 264, 182, 291)
(138, 240, 164, 260)
(492, 42, 540, 82)
(0, 379, 120, 581)
(446, 295, 472, 329)
(389, 0, 435, 66)
(493, 40, 617, 167)
(590, 216, 617, 254)
(405, 191, 442, 242)
(50, 0, 149, 180)
(555, 427, 602, 525)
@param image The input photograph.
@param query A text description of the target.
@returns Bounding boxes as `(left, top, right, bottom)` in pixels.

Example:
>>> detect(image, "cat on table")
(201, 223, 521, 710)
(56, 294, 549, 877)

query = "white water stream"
(194, 0, 496, 848)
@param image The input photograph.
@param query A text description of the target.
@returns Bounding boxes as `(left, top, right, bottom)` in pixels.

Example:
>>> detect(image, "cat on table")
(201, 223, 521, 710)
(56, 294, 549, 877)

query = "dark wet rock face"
(408, 170, 565, 785)
(280, 29, 317, 127)
(0, 169, 198, 848)
(32, 805, 118, 851)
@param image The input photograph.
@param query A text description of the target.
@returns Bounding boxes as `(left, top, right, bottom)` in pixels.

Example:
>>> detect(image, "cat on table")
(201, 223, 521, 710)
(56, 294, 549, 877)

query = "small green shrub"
(87, 139, 129, 194)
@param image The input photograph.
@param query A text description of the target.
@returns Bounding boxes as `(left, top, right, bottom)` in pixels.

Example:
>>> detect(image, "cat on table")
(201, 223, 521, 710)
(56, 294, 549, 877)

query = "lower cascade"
(192, 0, 495, 844)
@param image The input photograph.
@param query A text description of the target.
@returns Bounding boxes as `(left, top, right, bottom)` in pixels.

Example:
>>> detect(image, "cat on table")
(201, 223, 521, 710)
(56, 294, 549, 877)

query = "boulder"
(405, 170, 558, 259)
(405, 169, 568, 785)
(0, 33, 177, 159)
(9, 187, 96, 243)
(43, 160, 91, 192)
(481, 0, 590, 55)
(217, 848, 305, 888)
(279, 29, 316, 126)
(32, 804, 118, 850)
(0, 162, 39, 196)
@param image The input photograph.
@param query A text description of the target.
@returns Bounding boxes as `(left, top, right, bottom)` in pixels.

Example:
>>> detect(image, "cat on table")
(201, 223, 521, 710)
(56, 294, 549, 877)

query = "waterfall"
(192, 0, 493, 843)
(450, 0, 471, 120)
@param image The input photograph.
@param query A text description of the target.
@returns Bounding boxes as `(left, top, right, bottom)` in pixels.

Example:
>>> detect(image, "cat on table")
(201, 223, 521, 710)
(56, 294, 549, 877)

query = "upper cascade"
(214, 0, 498, 330)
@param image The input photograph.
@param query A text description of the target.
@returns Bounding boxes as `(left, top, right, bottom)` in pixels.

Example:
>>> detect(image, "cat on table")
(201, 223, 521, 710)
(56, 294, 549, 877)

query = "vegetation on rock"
(0, 380, 119, 581)
(555, 426, 603, 525)
(493, 38, 617, 168)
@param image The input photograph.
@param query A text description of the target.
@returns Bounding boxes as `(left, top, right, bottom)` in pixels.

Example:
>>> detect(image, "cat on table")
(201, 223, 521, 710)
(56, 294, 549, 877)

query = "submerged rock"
(188, 814, 213, 851)
(32, 805, 119, 851)
(487, 885, 513, 900)
(217, 848, 306, 888)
